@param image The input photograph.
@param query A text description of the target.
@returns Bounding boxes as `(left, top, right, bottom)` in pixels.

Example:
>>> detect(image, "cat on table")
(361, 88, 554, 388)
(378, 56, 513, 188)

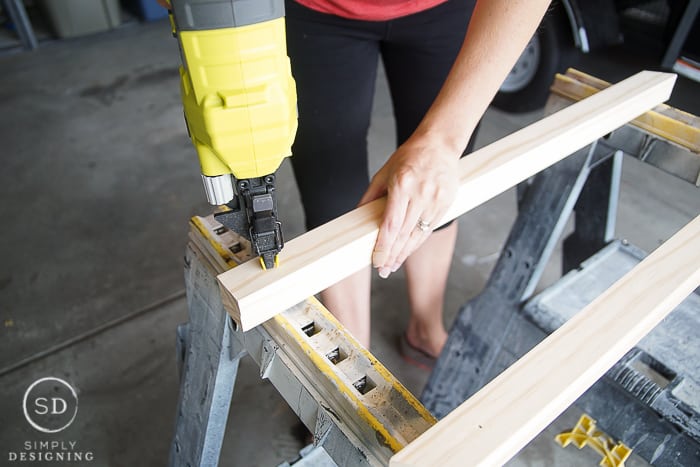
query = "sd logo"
(22, 377, 78, 433)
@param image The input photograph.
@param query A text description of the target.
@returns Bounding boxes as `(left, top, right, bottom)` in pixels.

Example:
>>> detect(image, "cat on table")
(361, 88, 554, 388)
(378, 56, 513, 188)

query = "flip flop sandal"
(398, 333, 437, 371)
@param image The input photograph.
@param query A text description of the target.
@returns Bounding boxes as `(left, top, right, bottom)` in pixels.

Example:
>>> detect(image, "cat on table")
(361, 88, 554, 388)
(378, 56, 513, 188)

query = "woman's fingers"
(373, 173, 454, 276)
(393, 200, 450, 268)
(375, 197, 425, 277)
(372, 185, 411, 276)
(360, 136, 460, 278)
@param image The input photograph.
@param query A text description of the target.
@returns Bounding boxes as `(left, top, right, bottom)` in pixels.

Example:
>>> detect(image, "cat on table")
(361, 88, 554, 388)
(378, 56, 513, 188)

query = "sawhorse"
(422, 69, 700, 465)
(169, 215, 435, 466)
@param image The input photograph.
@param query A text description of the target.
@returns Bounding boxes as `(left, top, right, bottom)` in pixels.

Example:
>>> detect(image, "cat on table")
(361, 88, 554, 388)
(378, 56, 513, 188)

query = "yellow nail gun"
(168, 0, 297, 269)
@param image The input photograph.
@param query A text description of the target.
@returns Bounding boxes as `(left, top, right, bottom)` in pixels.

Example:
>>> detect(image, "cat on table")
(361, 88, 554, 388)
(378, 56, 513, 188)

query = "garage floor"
(1, 15, 698, 467)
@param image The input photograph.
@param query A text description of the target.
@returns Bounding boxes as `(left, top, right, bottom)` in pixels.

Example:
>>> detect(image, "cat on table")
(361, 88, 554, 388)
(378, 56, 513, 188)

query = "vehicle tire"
(492, 8, 577, 113)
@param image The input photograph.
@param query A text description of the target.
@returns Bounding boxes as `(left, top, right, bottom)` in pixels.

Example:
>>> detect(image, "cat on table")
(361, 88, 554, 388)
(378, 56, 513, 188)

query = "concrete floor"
(1, 14, 698, 467)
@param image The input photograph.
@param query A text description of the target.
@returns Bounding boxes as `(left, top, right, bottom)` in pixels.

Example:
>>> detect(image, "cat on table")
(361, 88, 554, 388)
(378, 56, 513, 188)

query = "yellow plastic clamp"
(556, 414, 632, 467)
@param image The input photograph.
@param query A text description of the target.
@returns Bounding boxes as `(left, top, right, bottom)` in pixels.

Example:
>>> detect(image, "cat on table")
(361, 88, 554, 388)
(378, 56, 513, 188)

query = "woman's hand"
(156, 0, 170, 9)
(359, 134, 460, 278)
(356, 0, 550, 279)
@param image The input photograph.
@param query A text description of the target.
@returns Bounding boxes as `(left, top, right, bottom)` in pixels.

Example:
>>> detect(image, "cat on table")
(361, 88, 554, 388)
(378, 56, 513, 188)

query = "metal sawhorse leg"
(170, 247, 243, 466)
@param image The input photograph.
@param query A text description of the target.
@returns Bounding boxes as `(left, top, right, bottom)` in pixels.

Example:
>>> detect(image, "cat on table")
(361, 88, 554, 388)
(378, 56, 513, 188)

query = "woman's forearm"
(413, 0, 552, 154)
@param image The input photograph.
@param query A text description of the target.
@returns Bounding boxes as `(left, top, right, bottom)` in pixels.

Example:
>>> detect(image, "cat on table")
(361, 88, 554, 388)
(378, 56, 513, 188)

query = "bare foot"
(405, 325, 447, 358)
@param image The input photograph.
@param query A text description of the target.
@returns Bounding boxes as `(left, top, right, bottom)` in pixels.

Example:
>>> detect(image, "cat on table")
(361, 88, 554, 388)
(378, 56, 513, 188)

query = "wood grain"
(390, 214, 700, 466)
(217, 71, 676, 331)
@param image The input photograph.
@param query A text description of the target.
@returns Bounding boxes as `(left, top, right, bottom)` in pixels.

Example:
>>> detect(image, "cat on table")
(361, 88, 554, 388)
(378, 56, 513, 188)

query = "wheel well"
(560, 0, 589, 52)
(559, 0, 623, 52)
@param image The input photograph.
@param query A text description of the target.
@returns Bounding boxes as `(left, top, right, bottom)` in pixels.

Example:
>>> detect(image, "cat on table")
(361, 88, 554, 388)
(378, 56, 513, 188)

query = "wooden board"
(390, 214, 700, 466)
(218, 70, 676, 331)
(551, 68, 700, 153)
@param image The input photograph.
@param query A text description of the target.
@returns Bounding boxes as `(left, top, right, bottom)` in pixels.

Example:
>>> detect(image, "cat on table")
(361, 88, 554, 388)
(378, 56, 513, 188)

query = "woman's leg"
(404, 223, 457, 356)
(381, 0, 476, 356)
(285, 1, 382, 346)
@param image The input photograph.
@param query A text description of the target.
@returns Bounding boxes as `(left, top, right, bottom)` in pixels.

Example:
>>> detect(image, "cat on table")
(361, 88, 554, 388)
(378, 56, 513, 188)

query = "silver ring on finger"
(416, 218, 431, 233)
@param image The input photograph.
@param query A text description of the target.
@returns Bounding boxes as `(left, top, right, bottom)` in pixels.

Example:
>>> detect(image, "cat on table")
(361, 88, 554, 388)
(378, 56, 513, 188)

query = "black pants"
(285, 0, 477, 230)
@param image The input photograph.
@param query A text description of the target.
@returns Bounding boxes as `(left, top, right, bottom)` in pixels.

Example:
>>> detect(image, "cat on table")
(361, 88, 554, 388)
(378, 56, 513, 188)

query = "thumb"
(358, 168, 388, 206)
